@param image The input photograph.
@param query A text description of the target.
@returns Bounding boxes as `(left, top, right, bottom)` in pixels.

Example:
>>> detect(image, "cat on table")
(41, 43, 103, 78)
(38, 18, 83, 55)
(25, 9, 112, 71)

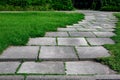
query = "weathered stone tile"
(66, 61, 112, 75)
(69, 32, 96, 37)
(39, 46, 78, 61)
(0, 62, 20, 74)
(57, 28, 77, 31)
(86, 38, 115, 45)
(18, 62, 65, 74)
(0, 46, 39, 61)
(27, 38, 56, 45)
(76, 46, 110, 59)
(58, 38, 88, 46)
(45, 32, 69, 37)
(0, 76, 24, 80)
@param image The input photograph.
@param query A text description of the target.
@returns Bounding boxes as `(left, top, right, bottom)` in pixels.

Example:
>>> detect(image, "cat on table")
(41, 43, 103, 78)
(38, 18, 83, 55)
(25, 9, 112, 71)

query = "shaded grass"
(98, 13, 120, 73)
(0, 12, 84, 54)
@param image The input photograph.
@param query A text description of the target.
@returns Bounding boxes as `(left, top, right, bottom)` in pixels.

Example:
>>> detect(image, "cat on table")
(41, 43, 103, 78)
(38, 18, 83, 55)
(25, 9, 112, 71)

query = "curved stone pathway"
(0, 10, 119, 80)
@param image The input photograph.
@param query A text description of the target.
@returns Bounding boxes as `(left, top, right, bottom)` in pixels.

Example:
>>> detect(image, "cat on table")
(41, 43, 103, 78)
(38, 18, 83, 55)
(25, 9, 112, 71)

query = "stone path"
(0, 10, 119, 79)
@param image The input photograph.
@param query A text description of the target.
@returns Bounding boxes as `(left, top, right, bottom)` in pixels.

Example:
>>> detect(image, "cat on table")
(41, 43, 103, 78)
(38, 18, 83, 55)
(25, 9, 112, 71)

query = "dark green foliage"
(100, 0, 120, 11)
(73, 0, 120, 11)
(0, 0, 73, 11)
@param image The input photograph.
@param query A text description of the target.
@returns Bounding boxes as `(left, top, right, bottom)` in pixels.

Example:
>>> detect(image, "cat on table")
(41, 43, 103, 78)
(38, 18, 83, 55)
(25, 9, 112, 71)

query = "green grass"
(98, 13, 120, 73)
(0, 11, 84, 54)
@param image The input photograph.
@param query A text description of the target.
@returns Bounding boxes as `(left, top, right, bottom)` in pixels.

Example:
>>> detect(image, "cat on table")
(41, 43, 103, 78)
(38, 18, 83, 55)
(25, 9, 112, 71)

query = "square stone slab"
(45, 32, 69, 37)
(57, 28, 77, 32)
(66, 61, 112, 75)
(94, 32, 115, 37)
(0, 46, 39, 61)
(0, 62, 20, 74)
(58, 38, 88, 46)
(86, 38, 115, 45)
(69, 32, 96, 37)
(18, 62, 65, 74)
(27, 37, 56, 46)
(76, 46, 110, 59)
(26, 76, 94, 80)
(0, 76, 24, 80)
(39, 46, 78, 61)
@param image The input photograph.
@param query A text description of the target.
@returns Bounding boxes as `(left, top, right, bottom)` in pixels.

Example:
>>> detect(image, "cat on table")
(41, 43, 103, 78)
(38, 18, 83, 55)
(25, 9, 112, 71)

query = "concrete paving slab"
(58, 28, 77, 31)
(39, 46, 78, 61)
(27, 38, 56, 45)
(0, 46, 39, 61)
(0, 76, 24, 80)
(45, 32, 69, 37)
(18, 62, 65, 74)
(0, 62, 20, 74)
(94, 32, 115, 37)
(66, 61, 112, 75)
(58, 38, 88, 46)
(69, 32, 96, 37)
(76, 46, 110, 59)
(86, 38, 115, 45)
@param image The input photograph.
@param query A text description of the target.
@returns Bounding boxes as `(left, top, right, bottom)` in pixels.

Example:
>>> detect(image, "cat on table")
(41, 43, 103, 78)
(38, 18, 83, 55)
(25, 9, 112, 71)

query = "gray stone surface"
(0, 46, 39, 61)
(0, 76, 24, 80)
(57, 28, 77, 31)
(76, 46, 110, 59)
(58, 38, 88, 46)
(69, 32, 96, 37)
(94, 32, 115, 37)
(27, 37, 56, 45)
(86, 38, 115, 45)
(97, 28, 115, 32)
(101, 24, 115, 28)
(0, 62, 20, 74)
(76, 28, 97, 32)
(45, 32, 69, 37)
(39, 46, 78, 61)
(95, 75, 120, 79)
(26, 76, 95, 80)
(18, 62, 65, 74)
(66, 61, 112, 75)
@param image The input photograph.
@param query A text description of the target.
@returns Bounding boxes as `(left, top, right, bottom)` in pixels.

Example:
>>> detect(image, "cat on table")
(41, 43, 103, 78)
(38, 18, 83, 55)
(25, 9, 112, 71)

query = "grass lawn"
(0, 12, 84, 54)
(99, 13, 120, 73)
